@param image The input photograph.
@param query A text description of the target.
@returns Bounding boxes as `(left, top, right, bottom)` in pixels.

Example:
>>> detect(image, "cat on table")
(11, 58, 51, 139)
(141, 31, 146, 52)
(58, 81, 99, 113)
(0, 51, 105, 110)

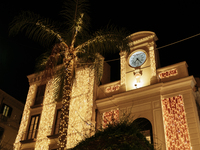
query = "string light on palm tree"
(10, 0, 130, 149)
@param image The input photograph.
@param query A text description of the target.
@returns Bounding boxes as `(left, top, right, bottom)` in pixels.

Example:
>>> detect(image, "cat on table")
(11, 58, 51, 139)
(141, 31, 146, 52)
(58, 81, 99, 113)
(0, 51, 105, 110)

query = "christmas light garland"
(102, 109, 119, 129)
(14, 84, 36, 150)
(162, 95, 191, 150)
(66, 68, 95, 149)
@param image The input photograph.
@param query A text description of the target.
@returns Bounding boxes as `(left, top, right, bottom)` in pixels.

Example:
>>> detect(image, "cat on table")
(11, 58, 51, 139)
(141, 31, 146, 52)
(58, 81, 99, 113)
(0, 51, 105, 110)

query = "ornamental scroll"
(161, 95, 191, 150)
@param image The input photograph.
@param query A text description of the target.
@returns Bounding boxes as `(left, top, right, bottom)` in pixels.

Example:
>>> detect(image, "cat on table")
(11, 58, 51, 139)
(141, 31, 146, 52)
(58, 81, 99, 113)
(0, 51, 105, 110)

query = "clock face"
(129, 51, 146, 68)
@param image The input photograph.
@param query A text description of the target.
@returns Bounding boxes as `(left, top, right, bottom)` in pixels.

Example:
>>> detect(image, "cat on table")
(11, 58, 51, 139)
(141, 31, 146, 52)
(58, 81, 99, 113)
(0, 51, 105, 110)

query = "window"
(34, 84, 46, 105)
(0, 103, 12, 117)
(54, 109, 61, 135)
(27, 115, 40, 140)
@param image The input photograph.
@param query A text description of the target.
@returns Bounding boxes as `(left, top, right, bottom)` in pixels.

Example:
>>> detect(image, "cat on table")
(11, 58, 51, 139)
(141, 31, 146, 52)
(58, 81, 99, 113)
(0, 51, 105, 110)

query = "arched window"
(133, 118, 153, 144)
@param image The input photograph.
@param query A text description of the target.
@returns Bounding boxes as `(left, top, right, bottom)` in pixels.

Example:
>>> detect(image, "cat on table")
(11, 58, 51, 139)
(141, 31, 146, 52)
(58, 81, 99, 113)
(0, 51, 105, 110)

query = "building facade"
(14, 31, 200, 150)
(0, 89, 24, 150)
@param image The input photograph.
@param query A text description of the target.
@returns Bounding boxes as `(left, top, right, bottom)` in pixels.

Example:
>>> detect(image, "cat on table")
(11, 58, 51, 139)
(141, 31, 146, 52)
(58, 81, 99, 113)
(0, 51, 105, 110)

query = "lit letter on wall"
(159, 69, 178, 79)
(105, 84, 120, 93)
(161, 95, 191, 150)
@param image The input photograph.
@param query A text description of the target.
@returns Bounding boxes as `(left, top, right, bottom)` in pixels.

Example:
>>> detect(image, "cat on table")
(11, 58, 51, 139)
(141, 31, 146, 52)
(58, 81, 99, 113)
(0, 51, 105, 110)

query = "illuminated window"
(34, 84, 46, 105)
(27, 114, 40, 140)
(0, 103, 12, 117)
(54, 109, 61, 135)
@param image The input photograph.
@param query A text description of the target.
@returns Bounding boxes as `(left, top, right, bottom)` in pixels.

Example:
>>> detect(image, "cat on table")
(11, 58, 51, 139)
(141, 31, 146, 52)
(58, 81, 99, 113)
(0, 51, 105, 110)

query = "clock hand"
(134, 58, 138, 63)
(138, 59, 142, 63)
(135, 58, 140, 62)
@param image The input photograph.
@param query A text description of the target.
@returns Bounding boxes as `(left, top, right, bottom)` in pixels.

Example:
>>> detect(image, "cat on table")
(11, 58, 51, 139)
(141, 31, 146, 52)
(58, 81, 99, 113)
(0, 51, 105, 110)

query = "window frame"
(34, 84, 46, 105)
(0, 103, 12, 117)
(54, 109, 61, 135)
(27, 114, 40, 140)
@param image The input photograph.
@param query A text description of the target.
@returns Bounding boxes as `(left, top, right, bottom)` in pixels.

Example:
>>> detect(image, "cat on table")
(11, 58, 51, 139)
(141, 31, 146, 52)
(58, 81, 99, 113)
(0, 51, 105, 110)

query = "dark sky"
(1, 0, 200, 103)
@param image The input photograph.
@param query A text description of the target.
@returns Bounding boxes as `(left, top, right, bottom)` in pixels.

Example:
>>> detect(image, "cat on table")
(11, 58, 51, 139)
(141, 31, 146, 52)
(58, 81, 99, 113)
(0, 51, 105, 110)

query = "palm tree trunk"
(58, 55, 74, 150)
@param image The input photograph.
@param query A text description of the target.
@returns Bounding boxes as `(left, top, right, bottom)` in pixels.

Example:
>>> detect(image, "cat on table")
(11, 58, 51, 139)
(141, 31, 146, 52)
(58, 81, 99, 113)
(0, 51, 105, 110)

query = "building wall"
(14, 31, 200, 150)
(14, 66, 96, 150)
(0, 89, 24, 150)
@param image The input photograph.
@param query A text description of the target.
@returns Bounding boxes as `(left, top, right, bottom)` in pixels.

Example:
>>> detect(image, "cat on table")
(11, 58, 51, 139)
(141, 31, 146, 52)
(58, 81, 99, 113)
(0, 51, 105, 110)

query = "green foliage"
(9, 11, 63, 47)
(60, 0, 90, 33)
(71, 115, 155, 150)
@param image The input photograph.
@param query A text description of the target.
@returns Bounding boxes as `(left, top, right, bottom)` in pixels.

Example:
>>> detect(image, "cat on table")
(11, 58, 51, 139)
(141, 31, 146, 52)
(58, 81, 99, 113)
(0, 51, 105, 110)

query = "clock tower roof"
(127, 31, 158, 43)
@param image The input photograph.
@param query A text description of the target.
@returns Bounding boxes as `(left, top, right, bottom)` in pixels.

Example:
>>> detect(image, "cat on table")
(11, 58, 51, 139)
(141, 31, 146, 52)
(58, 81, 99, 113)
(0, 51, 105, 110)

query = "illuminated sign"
(159, 69, 178, 79)
(162, 95, 191, 150)
(105, 84, 120, 93)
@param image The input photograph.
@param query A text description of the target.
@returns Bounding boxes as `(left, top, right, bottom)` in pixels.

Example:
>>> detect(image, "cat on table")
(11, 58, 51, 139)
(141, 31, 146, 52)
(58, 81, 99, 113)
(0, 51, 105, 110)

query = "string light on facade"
(161, 95, 192, 150)
(14, 84, 36, 150)
(120, 51, 126, 85)
(148, 42, 156, 77)
(66, 67, 95, 149)
(102, 109, 119, 129)
(35, 79, 56, 150)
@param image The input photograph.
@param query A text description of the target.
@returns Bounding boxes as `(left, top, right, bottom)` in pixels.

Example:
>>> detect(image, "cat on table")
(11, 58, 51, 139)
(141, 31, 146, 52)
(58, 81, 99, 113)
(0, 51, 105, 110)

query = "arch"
(133, 118, 153, 144)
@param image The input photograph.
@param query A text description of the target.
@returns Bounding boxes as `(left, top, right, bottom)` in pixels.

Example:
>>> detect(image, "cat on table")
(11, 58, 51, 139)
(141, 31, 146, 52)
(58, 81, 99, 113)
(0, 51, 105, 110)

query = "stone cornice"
(27, 64, 64, 85)
(96, 76, 196, 112)
(96, 83, 163, 112)
(160, 75, 196, 95)
(129, 34, 157, 47)
(128, 35, 156, 47)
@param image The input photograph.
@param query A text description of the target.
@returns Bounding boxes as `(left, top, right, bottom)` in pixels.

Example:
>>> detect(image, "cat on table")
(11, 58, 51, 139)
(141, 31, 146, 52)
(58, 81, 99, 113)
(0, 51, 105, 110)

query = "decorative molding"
(153, 101, 161, 109)
(128, 35, 155, 47)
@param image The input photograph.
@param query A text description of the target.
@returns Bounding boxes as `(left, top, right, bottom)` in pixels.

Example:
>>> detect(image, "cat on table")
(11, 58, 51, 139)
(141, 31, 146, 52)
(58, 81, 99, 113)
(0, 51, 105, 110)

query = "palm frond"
(35, 51, 51, 72)
(93, 54, 104, 86)
(35, 43, 65, 79)
(76, 25, 130, 57)
(9, 11, 63, 47)
(52, 66, 66, 102)
(60, 0, 90, 34)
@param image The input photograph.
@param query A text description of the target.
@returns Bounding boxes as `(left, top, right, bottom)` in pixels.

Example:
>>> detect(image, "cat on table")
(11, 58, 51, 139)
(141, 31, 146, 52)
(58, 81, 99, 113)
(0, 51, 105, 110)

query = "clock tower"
(120, 31, 159, 91)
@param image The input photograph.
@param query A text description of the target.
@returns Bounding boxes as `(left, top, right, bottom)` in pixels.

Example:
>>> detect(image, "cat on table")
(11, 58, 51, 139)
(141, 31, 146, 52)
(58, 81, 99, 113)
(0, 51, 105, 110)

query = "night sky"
(1, 0, 200, 103)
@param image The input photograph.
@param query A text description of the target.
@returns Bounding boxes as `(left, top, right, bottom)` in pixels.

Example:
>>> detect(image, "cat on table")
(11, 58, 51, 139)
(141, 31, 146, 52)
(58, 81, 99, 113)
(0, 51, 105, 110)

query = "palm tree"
(9, 0, 130, 149)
